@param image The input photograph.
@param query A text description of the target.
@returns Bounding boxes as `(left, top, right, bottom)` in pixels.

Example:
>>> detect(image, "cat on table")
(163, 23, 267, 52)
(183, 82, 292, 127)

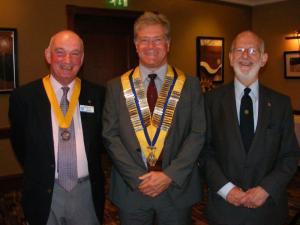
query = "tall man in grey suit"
(205, 30, 299, 225)
(102, 11, 206, 225)
(9, 30, 104, 225)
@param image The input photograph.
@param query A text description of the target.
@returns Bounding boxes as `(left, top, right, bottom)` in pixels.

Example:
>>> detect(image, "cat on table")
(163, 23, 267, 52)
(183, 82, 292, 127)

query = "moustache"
(238, 59, 253, 66)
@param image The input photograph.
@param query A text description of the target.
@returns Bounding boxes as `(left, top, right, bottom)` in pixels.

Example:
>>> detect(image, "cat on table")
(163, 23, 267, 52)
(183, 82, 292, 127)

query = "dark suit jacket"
(9, 78, 105, 225)
(204, 82, 299, 225)
(102, 74, 206, 210)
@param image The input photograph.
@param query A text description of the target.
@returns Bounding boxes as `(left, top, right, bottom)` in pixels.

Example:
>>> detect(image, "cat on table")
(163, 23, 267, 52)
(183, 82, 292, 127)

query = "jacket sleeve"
(260, 97, 299, 203)
(102, 80, 146, 190)
(204, 92, 230, 193)
(8, 89, 27, 168)
(163, 76, 206, 188)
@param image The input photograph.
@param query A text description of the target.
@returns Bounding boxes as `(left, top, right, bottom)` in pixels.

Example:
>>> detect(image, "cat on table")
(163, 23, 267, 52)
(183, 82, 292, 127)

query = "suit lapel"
(249, 84, 271, 152)
(222, 83, 247, 157)
(79, 81, 91, 155)
(36, 81, 55, 160)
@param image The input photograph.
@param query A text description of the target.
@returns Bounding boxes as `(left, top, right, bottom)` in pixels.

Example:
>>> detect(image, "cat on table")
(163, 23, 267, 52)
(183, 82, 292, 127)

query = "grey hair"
(134, 11, 171, 41)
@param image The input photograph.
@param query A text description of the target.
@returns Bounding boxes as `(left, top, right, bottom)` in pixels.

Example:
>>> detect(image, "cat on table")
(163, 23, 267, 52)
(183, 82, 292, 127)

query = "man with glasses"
(102, 11, 206, 225)
(204, 30, 299, 225)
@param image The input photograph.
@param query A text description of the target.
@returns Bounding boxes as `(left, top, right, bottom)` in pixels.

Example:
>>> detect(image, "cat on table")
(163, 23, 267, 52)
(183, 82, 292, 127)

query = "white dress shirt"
(50, 75, 89, 179)
(217, 78, 259, 199)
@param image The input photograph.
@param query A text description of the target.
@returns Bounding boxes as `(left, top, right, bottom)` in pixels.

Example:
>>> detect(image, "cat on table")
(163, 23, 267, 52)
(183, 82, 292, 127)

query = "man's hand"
(138, 171, 172, 197)
(240, 186, 269, 208)
(226, 187, 247, 206)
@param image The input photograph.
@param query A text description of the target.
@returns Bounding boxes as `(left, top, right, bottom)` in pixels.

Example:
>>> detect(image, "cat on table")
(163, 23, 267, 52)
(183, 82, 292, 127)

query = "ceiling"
(218, 0, 287, 6)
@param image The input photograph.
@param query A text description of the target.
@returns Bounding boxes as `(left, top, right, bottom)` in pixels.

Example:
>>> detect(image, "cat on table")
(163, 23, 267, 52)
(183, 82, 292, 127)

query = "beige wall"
(0, 0, 251, 127)
(252, 0, 300, 110)
(0, 0, 251, 175)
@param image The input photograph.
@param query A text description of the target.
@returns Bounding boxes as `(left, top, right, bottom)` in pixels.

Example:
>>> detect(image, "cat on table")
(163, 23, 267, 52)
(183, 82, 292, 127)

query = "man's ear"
(260, 52, 268, 67)
(229, 52, 234, 67)
(45, 48, 51, 64)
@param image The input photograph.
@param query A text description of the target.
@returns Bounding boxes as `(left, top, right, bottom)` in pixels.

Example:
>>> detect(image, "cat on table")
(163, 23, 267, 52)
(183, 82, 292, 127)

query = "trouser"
(46, 178, 100, 225)
(119, 191, 192, 225)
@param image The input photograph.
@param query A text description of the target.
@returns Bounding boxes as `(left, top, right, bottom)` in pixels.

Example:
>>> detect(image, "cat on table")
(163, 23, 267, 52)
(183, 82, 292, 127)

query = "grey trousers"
(46, 179, 100, 225)
(119, 191, 192, 225)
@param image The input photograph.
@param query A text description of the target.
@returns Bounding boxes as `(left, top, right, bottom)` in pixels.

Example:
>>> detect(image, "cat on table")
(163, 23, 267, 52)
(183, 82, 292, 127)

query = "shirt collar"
(49, 74, 76, 99)
(139, 64, 167, 83)
(234, 78, 259, 103)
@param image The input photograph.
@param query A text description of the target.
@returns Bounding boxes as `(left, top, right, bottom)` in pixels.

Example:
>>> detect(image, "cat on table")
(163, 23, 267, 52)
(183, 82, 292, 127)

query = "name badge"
(80, 105, 94, 113)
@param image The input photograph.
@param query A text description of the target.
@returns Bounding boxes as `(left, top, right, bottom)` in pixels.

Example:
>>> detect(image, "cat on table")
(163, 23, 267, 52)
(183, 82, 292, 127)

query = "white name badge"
(80, 105, 94, 113)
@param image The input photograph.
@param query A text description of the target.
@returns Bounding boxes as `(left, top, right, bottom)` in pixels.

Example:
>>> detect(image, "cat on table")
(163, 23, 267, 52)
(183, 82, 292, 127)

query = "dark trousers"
(119, 191, 192, 225)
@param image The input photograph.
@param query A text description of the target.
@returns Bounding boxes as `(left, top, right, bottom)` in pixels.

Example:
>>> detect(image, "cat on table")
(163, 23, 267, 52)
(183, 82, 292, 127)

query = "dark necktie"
(240, 87, 254, 152)
(146, 73, 162, 171)
(147, 74, 158, 115)
(58, 87, 78, 191)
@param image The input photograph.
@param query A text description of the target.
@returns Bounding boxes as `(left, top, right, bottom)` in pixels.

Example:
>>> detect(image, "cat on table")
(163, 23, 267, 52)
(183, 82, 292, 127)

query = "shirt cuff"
(217, 182, 236, 200)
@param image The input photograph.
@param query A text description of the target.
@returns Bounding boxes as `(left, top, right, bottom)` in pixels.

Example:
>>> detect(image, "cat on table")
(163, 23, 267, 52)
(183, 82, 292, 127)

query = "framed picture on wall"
(284, 51, 300, 79)
(196, 36, 224, 86)
(0, 28, 18, 93)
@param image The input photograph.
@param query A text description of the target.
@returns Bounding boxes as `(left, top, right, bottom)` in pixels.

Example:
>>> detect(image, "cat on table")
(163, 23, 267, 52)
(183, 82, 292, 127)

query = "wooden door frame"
(66, 5, 143, 31)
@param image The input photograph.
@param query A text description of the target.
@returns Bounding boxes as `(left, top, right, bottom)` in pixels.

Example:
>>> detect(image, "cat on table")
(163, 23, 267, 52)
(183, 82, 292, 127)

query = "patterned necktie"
(240, 87, 254, 152)
(58, 87, 78, 191)
(147, 74, 158, 115)
(146, 74, 163, 171)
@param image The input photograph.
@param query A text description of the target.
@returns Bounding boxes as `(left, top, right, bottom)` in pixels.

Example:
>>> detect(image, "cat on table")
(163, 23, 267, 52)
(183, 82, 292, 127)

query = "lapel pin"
(88, 100, 92, 105)
(244, 109, 249, 115)
(267, 102, 271, 107)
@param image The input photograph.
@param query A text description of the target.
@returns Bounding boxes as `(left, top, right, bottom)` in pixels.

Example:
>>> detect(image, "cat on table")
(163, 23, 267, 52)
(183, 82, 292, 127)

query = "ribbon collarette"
(42, 75, 81, 129)
(121, 65, 186, 166)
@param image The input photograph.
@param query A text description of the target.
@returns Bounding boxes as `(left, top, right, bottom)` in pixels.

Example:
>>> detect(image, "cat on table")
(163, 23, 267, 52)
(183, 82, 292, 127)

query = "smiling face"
(229, 31, 268, 86)
(45, 31, 84, 86)
(135, 24, 170, 69)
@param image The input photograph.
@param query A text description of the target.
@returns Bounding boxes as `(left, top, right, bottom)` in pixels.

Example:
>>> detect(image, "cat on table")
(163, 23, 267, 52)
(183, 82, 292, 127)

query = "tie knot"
(148, 73, 157, 81)
(244, 87, 251, 96)
(61, 87, 70, 97)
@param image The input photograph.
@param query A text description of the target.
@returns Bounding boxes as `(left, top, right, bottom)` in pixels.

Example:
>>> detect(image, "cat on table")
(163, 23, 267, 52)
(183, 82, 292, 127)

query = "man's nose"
(63, 54, 71, 63)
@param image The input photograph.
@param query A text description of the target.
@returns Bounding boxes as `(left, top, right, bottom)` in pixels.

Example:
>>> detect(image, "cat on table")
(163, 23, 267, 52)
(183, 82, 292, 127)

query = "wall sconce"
(285, 30, 300, 40)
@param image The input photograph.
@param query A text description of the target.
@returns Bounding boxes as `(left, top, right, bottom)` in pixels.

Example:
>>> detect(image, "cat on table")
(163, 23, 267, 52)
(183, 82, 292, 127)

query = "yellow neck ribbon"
(42, 75, 81, 129)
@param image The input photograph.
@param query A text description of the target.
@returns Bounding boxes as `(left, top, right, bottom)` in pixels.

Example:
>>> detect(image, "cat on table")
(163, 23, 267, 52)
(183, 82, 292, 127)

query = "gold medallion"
(61, 130, 71, 141)
(147, 146, 157, 166)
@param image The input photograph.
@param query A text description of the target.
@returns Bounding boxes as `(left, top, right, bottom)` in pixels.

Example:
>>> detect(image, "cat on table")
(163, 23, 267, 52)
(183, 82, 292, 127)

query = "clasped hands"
(138, 171, 172, 197)
(226, 186, 269, 209)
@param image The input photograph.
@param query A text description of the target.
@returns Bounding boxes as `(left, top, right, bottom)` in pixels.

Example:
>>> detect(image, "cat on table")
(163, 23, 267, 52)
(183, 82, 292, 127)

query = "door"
(67, 5, 142, 86)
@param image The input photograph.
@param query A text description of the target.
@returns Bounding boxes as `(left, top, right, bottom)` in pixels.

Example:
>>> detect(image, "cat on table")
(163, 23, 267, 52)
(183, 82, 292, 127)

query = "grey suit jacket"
(102, 71, 206, 209)
(204, 82, 299, 225)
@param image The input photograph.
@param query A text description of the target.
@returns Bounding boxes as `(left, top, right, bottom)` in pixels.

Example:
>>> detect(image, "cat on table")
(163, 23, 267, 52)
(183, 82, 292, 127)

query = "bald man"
(9, 30, 105, 225)
(204, 30, 299, 225)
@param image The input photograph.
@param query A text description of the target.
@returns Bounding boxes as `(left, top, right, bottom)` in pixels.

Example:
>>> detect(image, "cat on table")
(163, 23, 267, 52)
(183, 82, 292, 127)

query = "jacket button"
(47, 189, 52, 194)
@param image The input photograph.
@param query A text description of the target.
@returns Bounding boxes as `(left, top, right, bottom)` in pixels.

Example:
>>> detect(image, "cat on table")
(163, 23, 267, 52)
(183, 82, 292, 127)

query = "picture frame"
(0, 28, 18, 93)
(284, 51, 300, 79)
(196, 36, 224, 84)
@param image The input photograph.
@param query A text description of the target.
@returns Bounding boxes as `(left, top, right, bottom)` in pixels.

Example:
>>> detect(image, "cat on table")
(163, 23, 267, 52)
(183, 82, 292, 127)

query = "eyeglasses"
(136, 36, 167, 46)
(231, 47, 260, 56)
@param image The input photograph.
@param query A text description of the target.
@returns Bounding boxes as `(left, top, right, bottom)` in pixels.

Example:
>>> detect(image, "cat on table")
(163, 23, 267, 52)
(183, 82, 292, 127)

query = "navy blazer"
(9, 78, 105, 225)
